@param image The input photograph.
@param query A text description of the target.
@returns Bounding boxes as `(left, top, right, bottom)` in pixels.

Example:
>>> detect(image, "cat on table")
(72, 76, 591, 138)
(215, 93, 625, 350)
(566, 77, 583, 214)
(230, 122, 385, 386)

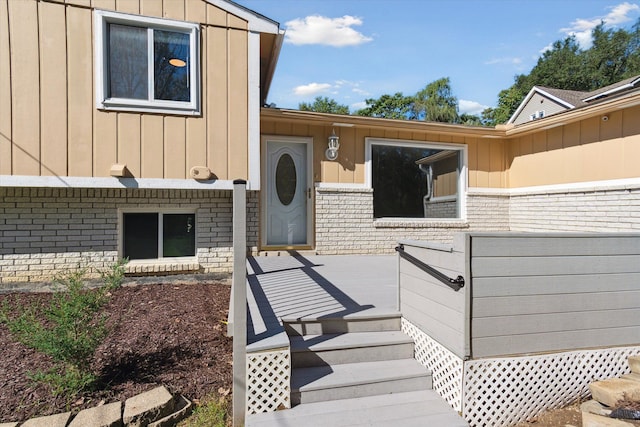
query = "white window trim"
(365, 137, 468, 221)
(118, 208, 198, 262)
(95, 10, 200, 115)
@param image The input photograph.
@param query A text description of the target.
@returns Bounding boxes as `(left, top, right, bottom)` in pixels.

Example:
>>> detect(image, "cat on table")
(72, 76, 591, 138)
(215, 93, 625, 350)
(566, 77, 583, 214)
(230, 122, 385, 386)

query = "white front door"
(263, 138, 312, 247)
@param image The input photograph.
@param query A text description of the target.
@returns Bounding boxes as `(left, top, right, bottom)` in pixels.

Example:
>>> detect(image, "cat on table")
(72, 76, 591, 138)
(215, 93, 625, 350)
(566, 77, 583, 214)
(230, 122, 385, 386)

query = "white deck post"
(232, 179, 247, 427)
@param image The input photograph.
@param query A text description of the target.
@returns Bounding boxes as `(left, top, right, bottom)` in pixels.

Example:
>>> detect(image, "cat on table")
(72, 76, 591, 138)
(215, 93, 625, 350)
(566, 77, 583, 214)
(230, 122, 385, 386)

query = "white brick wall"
(3, 181, 638, 283)
(0, 187, 259, 284)
(314, 187, 510, 254)
(509, 184, 640, 232)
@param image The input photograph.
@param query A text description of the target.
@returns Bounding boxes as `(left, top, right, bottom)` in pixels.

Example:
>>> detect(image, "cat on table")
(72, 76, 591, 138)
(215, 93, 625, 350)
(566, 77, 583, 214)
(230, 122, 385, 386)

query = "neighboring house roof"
(508, 74, 640, 125)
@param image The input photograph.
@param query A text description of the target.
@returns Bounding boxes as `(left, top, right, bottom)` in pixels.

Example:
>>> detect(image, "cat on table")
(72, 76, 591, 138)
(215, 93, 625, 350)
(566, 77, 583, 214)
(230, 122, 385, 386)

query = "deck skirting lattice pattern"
(402, 319, 640, 426)
(401, 318, 463, 412)
(463, 345, 640, 427)
(246, 348, 291, 415)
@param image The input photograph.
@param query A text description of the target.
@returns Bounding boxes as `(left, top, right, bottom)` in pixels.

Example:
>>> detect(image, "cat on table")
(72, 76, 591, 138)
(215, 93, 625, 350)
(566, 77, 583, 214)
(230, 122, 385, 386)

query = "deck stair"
(247, 311, 468, 426)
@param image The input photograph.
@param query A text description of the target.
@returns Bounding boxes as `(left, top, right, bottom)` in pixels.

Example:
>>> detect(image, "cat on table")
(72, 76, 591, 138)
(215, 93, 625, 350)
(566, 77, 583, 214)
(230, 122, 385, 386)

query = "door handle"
(307, 188, 311, 199)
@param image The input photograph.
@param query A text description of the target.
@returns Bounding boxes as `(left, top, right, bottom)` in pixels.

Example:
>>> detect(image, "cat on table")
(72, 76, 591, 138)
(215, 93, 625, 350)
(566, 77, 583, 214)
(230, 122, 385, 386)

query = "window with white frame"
(95, 10, 200, 114)
(366, 139, 464, 219)
(122, 212, 196, 260)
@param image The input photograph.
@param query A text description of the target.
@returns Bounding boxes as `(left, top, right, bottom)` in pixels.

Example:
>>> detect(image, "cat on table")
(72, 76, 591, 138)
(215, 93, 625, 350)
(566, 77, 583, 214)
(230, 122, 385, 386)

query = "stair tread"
(282, 309, 402, 323)
(246, 390, 468, 426)
(292, 358, 430, 392)
(290, 331, 413, 353)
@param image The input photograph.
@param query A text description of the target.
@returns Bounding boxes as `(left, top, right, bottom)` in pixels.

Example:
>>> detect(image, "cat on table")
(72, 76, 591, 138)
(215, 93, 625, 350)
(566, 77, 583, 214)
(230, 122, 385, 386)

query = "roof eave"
(505, 91, 640, 137)
(261, 108, 506, 139)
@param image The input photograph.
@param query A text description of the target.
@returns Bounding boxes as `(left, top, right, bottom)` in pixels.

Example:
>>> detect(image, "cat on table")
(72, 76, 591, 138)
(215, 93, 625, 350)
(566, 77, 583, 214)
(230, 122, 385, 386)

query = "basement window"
(95, 10, 200, 115)
(122, 212, 196, 260)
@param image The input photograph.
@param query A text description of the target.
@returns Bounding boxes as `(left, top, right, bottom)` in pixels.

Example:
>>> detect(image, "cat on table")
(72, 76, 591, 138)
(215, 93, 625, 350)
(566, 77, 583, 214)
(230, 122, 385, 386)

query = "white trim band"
(469, 177, 640, 197)
(0, 175, 239, 190)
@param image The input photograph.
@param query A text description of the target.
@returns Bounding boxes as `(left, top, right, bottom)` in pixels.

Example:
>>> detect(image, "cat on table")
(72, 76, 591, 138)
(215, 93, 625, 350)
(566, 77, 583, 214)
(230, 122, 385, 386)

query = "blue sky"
(240, 0, 640, 115)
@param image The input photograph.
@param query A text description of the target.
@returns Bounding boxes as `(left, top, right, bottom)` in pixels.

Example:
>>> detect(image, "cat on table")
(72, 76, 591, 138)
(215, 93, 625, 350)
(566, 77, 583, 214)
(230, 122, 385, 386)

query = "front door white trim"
(261, 135, 313, 249)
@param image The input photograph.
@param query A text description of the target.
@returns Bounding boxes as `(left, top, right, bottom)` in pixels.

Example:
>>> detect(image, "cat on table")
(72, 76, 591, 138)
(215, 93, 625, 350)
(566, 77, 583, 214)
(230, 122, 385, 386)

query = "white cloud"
(293, 82, 332, 96)
(459, 99, 489, 115)
(484, 57, 523, 66)
(350, 101, 368, 111)
(560, 2, 640, 48)
(285, 15, 373, 47)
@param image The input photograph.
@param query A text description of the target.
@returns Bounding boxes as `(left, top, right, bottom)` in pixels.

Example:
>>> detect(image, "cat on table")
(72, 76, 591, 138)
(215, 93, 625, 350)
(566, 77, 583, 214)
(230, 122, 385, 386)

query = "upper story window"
(95, 10, 200, 115)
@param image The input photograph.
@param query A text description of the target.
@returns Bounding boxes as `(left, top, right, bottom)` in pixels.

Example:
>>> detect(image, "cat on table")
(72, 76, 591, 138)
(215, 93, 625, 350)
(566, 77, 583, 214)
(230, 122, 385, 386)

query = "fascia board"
(206, 0, 280, 33)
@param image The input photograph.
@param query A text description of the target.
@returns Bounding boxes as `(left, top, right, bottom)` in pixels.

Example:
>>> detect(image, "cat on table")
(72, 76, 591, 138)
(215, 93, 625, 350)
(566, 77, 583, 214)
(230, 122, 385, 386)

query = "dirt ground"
(0, 280, 232, 424)
(513, 402, 583, 426)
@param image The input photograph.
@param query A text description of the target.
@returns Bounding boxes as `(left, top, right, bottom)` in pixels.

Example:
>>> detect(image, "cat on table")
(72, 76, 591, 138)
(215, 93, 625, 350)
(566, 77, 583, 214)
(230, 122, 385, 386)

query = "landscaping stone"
(629, 356, 640, 374)
(68, 401, 122, 427)
(122, 386, 175, 427)
(148, 394, 193, 427)
(20, 412, 71, 427)
(590, 378, 640, 407)
(0, 423, 19, 427)
(582, 400, 613, 417)
(582, 411, 639, 427)
(623, 373, 640, 383)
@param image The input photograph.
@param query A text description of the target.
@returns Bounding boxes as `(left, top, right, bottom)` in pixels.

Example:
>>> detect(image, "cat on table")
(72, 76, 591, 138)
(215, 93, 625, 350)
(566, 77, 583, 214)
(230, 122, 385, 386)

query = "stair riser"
(285, 317, 401, 336)
(292, 376, 432, 405)
(292, 343, 415, 368)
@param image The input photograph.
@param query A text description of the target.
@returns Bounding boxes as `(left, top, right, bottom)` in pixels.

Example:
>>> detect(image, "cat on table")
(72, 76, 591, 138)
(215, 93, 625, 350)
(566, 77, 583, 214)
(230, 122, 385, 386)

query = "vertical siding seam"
(64, 3, 70, 175)
(36, 1, 42, 176)
(4, 0, 13, 174)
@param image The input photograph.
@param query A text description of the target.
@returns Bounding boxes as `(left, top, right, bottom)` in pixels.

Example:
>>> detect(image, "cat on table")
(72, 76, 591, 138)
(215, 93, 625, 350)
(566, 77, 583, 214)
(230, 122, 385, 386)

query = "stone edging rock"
(1, 386, 192, 427)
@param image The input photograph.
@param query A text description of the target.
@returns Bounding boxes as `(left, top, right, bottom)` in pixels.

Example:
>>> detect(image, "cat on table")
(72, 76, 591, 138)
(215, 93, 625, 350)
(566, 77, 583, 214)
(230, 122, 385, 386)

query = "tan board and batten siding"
(0, 0, 249, 181)
(260, 115, 507, 188)
(506, 106, 640, 187)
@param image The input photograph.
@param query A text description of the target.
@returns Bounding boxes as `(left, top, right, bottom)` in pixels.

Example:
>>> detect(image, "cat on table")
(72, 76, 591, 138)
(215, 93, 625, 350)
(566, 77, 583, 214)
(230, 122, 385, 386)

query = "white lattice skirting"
(246, 348, 291, 415)
(401, 318, 463, 412)
(401, 318, 640, 427)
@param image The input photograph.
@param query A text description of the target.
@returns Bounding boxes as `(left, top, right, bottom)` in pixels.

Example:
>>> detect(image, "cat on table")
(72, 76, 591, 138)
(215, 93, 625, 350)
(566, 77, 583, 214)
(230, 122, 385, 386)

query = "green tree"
(298, 96, 350, 114)
(355, 92, 415, 119)
(413, 77, 459, 123)
(486, 18, 640, 125)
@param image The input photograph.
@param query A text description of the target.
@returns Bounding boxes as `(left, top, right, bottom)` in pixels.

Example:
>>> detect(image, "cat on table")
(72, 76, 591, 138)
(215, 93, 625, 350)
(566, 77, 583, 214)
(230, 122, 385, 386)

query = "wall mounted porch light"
(325, 129, 340, 161)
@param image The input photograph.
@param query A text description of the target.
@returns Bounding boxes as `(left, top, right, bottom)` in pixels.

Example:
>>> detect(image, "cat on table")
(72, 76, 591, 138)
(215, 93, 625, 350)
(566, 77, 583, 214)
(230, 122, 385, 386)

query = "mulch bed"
(0, 281, 232, 424)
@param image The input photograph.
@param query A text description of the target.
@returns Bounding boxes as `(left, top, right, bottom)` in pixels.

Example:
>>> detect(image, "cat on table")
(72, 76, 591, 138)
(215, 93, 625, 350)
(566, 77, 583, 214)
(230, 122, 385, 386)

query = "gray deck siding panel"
(473, 326, 640, 357)
(473, 290, 640, 317)
(472, 273, 640, 297)
(401, 303, 466, 357)
(398, 243, 467, 358)
(468, 233, 640, 358)
(471, 255, 640, 277)
(399, 232, 640, 359)
(471, 235, 640, 257)
(400, 274, 465, 312)
(473, 308, 640, 337)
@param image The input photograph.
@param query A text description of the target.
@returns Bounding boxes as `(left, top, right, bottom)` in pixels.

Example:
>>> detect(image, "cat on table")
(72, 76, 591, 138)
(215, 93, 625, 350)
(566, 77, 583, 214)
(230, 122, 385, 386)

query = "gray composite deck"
(246, 254, 398, 350)
(245, 253, 468, 427)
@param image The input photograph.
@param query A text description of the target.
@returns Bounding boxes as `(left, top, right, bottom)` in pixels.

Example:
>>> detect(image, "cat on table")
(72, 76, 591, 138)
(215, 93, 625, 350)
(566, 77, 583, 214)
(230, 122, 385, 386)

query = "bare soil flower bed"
(0, 280, 232, 423)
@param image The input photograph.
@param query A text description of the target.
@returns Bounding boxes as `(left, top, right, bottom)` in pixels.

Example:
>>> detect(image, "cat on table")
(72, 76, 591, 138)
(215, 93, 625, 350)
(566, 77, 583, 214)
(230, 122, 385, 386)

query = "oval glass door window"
(275, 154, 297, 206)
